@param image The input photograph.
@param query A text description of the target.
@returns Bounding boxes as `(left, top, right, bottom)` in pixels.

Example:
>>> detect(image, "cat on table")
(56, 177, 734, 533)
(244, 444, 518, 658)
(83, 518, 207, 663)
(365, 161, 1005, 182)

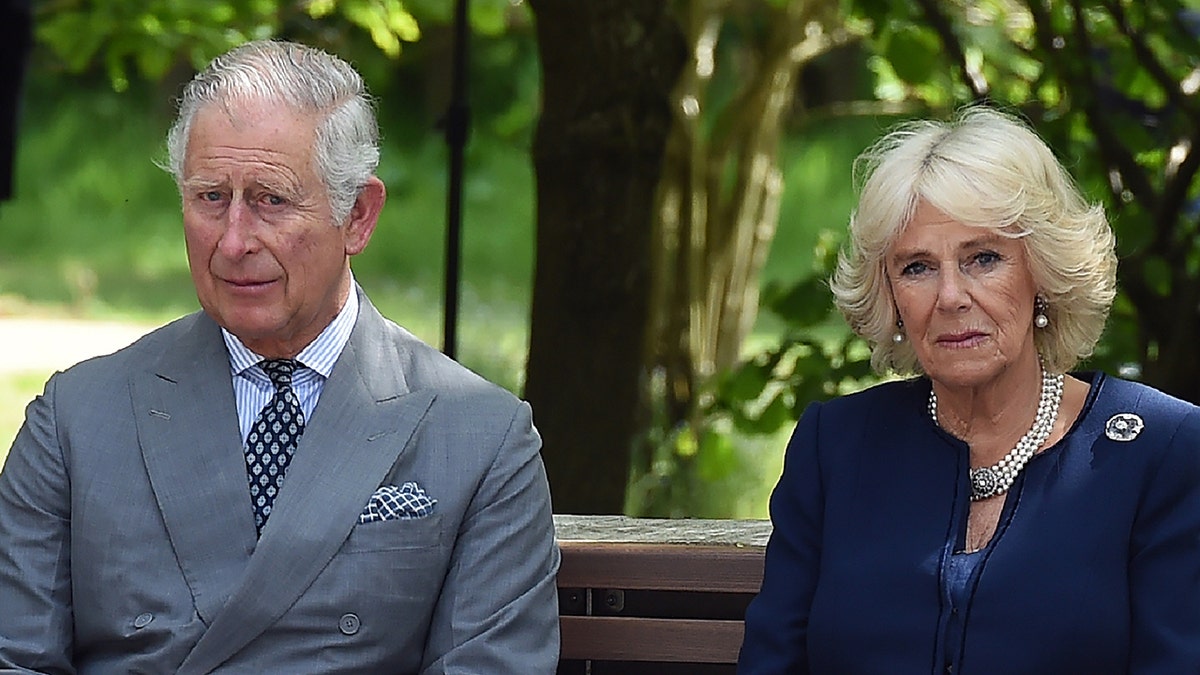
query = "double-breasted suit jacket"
(0, 289, 560, 673)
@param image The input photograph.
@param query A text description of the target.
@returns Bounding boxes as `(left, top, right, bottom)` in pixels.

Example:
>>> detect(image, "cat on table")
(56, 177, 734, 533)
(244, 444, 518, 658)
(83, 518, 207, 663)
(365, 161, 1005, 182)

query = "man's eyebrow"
(180, 177, 225, 191)
(179, 176, 302, 198)
(254, 178, 302, 197)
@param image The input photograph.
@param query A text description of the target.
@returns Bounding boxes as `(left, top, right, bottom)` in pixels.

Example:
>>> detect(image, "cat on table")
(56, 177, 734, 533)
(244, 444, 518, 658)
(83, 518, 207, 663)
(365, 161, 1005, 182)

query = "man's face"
(180, 100, 370, 358)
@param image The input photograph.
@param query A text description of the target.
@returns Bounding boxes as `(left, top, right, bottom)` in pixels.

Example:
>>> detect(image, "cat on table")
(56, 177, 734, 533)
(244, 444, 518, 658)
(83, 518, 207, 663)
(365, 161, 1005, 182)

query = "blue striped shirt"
(222, 285, 359, 443)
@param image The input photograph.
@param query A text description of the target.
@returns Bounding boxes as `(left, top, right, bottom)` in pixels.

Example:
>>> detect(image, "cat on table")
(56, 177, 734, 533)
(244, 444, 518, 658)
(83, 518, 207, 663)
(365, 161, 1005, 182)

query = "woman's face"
(886, 200, 1040, 389)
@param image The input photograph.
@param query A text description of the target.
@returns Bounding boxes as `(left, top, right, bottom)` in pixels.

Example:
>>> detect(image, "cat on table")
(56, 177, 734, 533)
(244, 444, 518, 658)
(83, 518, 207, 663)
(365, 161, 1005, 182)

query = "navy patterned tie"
(245, 359, 305, 535)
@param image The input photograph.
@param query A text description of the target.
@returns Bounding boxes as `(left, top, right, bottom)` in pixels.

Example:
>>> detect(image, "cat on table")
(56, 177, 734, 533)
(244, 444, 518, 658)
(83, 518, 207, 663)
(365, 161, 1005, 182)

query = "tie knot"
(260, 359, 300, 390)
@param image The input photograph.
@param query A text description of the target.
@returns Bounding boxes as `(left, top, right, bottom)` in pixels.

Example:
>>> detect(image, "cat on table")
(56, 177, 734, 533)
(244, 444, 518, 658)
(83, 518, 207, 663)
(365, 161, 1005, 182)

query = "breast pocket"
(289, 513, 450, 644)
(340, 512, 444, 555)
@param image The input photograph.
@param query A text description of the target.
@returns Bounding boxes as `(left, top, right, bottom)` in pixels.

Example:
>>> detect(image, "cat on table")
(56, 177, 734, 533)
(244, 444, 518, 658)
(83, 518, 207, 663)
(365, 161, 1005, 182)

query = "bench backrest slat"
(560, 616, 746, 664)
(555, 517, 770, 668)
(557, 542, 764, 594)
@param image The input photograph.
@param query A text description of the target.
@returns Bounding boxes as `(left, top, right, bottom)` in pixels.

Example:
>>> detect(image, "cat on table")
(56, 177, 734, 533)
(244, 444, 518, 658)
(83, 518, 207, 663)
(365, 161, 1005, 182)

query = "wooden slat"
(556, 542, 764, 594)
(560, 616, 744, 664)
(554, 515, 772, 547)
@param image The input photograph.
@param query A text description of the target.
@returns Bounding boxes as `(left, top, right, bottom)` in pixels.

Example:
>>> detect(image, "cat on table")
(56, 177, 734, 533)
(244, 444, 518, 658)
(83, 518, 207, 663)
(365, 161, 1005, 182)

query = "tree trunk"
(639, 0, 849, 506)
(524, 0, 687, 514)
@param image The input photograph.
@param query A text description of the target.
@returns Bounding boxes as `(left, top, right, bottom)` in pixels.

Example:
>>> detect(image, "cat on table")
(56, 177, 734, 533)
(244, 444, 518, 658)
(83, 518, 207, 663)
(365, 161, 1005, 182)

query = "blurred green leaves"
(707, 242, 875, 439)
(35, 0, 424, 89)
(721, 0, 1200, 416)
(310, 0, 420, 57)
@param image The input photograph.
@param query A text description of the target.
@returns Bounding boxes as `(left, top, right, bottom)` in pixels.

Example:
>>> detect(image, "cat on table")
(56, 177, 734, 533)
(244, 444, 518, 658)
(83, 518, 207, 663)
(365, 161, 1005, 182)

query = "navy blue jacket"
(738, 373, 1200, 674)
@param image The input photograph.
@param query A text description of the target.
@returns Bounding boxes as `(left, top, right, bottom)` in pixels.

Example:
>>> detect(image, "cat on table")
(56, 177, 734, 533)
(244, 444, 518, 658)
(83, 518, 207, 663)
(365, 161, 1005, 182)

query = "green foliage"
(880, 24, 940, 84)
(626, 416, 788, 519)
(36, 1, 365, 89)
(310, 0, 420, 57)
(404, 0, 519, 36)
(713, 0, 1200, 444)
(33, 0, 532, 90)
(632, 114, 887, 514)
(709, 245, 876, 439)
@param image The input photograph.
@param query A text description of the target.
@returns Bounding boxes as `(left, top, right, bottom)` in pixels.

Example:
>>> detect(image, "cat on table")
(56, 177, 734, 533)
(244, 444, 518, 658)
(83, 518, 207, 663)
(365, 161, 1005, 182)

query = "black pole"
(442, 0, 470, 358)
(0, 0, 33, 202)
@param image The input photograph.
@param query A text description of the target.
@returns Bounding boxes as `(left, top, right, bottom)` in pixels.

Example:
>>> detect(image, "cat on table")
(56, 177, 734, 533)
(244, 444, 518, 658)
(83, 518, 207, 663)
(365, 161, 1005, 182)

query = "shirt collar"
(223, 278, 360, 379)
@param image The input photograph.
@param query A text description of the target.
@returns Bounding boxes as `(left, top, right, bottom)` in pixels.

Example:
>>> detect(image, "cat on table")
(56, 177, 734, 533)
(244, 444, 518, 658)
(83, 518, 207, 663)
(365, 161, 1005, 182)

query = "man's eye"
(262, 194, 286, 207)
(201, 191, 224, 202)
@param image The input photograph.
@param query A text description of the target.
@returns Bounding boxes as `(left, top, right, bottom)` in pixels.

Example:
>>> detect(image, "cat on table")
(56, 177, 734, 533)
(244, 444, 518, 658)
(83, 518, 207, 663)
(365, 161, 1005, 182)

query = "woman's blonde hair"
(829, 105, 1117, 375)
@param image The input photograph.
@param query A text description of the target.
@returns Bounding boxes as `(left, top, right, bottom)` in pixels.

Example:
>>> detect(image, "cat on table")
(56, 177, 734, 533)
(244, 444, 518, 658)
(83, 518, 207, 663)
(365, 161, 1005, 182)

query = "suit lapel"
(178, 295, 436, 675)
(132, 313, 257, 625)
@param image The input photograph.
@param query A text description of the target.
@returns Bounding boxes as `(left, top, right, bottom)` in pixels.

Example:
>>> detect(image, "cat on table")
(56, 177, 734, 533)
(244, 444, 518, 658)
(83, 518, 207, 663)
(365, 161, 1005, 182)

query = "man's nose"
(216, 199, 259, 257)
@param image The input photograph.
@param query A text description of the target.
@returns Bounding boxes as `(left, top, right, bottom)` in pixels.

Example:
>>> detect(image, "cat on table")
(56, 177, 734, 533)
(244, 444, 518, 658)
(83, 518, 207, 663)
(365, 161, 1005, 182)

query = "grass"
(0, 76, 885, 517)
(0, 373, 46, 451)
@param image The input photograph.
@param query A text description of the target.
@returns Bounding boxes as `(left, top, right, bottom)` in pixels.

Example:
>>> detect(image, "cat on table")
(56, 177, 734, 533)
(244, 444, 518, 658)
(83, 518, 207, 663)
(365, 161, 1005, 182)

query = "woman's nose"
(935, 269, 971, 312)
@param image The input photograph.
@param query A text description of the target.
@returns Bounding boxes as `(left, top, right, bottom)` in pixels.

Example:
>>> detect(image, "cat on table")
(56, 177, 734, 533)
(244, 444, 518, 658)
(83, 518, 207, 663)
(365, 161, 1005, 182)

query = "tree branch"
(1099, 0, 1200, 125)
(1158, 132, 1200, 243)
(1034, 0, 1159, 210)
(912, 0, 989, 100)
(1025, 0, 1167, 336)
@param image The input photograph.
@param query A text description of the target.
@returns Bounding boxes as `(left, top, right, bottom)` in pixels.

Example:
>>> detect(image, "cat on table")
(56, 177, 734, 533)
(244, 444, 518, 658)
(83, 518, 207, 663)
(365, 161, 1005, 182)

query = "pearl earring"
(1034, 295, 1049, 329)
(892, 319, 905, 343)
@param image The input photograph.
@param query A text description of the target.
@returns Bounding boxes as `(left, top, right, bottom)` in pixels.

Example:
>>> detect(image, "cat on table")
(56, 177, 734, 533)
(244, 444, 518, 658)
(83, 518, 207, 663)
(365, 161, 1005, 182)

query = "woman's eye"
(973, 251, 1001, 266)
(901, 261, 928, 276)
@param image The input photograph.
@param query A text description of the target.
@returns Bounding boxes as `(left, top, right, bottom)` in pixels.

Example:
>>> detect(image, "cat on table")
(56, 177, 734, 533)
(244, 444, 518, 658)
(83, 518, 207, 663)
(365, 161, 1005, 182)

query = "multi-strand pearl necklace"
(928, 368, 1065, 501)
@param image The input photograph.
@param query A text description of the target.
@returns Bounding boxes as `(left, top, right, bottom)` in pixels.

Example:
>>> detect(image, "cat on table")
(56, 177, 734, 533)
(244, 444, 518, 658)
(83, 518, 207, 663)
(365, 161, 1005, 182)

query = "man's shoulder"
(58, 312, 207, 379)
(370, 312, 521, 407)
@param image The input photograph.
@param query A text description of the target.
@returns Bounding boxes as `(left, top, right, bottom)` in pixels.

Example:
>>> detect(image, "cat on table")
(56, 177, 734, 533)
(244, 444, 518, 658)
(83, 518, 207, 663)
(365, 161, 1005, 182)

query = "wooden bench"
(554, 515, 771, 674)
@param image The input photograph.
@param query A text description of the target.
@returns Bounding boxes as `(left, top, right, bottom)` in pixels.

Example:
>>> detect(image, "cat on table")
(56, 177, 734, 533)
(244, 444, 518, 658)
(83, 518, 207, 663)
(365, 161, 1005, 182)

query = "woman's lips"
(937, 331, 987, 348)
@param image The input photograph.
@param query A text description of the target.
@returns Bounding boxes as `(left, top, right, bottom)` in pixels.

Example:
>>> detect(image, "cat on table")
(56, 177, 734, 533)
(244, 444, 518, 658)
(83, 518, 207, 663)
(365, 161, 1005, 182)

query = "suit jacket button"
(133, 613, 154, 629)
(339, 613, 361, 635)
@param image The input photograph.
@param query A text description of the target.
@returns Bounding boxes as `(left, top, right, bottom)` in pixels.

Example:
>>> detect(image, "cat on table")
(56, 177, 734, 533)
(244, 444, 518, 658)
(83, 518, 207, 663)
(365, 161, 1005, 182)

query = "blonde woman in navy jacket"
(738, 106, 1200, 674)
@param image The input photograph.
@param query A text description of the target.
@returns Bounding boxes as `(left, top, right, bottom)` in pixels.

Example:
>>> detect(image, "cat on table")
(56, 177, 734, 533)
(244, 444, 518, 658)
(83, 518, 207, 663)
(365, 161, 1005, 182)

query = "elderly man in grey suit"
(0, 40, 560, 673)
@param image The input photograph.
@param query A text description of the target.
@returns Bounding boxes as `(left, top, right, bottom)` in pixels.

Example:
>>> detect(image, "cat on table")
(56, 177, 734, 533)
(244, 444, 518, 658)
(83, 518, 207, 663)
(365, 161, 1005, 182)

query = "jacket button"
(339, 613, 361, 635)
(133, 612, 154, 629)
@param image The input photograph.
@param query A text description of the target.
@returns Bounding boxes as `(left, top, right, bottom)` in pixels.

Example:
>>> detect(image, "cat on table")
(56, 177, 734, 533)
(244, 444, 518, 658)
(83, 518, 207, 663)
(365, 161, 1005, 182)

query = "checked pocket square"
(358, 482, 437, 524)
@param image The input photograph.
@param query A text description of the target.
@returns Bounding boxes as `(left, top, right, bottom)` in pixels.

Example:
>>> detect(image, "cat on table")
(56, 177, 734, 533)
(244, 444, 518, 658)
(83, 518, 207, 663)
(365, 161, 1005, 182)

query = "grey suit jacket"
(0, 290, 560, 673)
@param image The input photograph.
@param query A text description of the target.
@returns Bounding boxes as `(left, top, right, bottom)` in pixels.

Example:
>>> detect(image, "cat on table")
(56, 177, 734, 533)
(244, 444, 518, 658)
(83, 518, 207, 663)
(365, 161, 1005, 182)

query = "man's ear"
(343, 176, 386, 256)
